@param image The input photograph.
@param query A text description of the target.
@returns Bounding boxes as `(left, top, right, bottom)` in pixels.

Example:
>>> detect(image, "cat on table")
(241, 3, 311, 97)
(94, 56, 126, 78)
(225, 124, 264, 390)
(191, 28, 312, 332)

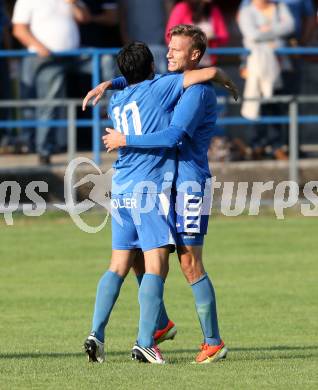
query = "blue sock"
(136, 274, 169, 330)
(136, 274, 143, 286)
(91, 270, 124, 343)
(191, 273, 221, 346)
(137, 273, 164, 347)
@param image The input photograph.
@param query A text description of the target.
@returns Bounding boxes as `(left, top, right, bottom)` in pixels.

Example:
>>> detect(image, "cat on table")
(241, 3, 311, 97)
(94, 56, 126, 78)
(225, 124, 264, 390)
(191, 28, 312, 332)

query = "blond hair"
(168, 24, 207, 61)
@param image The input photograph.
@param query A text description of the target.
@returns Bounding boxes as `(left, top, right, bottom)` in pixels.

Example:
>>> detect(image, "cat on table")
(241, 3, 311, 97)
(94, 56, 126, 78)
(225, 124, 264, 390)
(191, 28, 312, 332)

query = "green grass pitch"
(0, 213, 317, 389)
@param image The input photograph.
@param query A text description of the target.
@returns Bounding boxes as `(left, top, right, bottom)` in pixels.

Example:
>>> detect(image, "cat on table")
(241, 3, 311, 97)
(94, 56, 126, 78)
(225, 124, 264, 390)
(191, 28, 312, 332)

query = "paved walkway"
(0, 151, 116, 171)
(0, 151, 317, 184)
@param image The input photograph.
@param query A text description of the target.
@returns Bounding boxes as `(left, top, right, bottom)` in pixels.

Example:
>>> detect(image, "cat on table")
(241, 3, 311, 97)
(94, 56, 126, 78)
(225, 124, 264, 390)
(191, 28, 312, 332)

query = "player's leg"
(177, 237, 226, 363)
(175, 186, 227, 362)
(131, 192, 175, 363)
(84, 249, 138, 363)
(177, 241, 221, 345)
(132, 246, 170, 364)
(132, 250, 176, 344)
(84, 195, 139, 362)
(91, 249, 137, 342)
(132, 249, 145, 285)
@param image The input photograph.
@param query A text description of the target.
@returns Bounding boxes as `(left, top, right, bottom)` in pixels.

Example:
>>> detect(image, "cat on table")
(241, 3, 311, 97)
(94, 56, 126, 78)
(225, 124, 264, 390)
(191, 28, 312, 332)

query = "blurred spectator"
(166, 0, 229, 65)
(119, 0, 174, 73)
(240, 0, 316, 159)
(0, 0, 12, 153)
(80, 1, 121, 48)
(240, 0, 316, 45)
(239, 0, 295, 160)
(12, 0, 90, 164)
(79, 1, 122, 80)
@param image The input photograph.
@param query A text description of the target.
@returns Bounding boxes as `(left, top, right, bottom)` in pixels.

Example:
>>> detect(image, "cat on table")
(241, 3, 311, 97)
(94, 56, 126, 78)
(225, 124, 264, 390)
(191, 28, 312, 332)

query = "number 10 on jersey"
(113, 101, 142, 135)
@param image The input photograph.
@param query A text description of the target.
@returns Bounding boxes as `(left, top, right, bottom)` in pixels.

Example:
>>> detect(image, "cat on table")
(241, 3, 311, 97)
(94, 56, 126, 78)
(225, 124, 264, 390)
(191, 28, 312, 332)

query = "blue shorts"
(111, 192, 176, 252)
(175, 192, 210, 235)
(174, 188, 211, 247)
(176, 232, 204, 246)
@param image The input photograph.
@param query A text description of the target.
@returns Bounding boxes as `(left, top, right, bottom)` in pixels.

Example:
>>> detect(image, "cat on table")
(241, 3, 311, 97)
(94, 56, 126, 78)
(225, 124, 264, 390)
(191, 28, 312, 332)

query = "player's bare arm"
(82, 80, 112, 111)
(13, 24, 51, 57)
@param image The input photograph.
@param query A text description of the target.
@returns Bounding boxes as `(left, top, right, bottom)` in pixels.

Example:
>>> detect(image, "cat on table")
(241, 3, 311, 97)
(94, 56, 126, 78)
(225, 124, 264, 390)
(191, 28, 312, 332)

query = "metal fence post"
(67, 101, 77, 204)
(92, 52, 101, 165)
(289, 99, 299, 200)
(67, 101, 77, 163)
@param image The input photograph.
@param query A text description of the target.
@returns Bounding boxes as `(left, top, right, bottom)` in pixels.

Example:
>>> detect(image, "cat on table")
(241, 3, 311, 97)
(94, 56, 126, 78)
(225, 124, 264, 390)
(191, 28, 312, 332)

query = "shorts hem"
(177, 243, 203, 247)
(142, 241, 176, 252)
(112, 244, 140, 250)
(176, 233, 205, 247)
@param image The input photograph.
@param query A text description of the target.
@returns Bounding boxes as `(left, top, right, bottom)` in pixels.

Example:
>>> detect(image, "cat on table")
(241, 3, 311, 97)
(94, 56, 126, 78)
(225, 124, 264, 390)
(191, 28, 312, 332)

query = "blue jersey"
(171, 84, 217, 236)
(123, 82, 218, 237)
(108, 73, 184, 194)
(172, 84, 218, 191)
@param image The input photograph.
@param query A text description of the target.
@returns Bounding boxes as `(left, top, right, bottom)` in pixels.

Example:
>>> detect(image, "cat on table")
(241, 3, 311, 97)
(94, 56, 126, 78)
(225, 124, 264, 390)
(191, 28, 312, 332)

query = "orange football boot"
(154, 320, 177, 345)
(195, 341, 228, 364)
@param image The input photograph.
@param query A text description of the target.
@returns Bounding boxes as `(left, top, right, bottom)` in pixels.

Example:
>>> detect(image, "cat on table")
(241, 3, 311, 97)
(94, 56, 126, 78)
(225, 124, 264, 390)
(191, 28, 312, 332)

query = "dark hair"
(116, 41, 154, 85)
(168, 24, 207, 61)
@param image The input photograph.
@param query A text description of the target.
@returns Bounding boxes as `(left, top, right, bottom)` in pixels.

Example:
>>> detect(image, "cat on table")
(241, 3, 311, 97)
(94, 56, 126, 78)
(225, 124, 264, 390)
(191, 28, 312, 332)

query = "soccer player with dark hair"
(83, 38, 237, 364)
(103, 24, 237, 364)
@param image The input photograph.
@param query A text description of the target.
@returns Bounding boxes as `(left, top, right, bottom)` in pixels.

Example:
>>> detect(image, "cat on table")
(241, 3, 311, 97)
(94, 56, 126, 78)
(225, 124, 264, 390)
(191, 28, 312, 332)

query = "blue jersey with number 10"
(108, 73, 183, 195)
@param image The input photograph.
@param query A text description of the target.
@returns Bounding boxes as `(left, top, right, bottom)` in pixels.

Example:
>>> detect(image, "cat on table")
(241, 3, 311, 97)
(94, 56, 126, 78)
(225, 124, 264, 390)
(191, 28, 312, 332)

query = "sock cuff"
(143, 273, 165, 283)
(107, 270, 124, 283)
(190, 273, 207, 287)
(136, 274, 144, 286)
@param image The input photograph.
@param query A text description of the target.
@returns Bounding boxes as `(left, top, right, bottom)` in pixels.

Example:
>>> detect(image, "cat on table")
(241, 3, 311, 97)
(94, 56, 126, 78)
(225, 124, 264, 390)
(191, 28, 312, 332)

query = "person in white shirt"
(12, 0, 89, 164)
(238, 0, 295, 160)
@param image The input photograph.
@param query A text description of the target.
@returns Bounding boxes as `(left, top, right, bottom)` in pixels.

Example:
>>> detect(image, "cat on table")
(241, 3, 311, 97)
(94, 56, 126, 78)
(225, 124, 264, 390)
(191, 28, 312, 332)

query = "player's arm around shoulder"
(183, 67, 238, 101)
(82, 80, 112, 111)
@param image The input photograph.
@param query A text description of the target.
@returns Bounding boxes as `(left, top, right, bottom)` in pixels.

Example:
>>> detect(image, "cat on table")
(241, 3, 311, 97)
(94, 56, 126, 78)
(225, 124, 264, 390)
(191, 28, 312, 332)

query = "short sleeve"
(170, 85, 206, 138)
(150, 73, 184, 111)
(12, 0, 33, 24)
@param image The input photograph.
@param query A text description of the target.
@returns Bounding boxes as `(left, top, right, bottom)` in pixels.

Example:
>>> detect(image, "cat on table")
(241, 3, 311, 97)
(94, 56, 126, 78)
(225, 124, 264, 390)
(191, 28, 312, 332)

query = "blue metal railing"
(0, 47, 318, 164)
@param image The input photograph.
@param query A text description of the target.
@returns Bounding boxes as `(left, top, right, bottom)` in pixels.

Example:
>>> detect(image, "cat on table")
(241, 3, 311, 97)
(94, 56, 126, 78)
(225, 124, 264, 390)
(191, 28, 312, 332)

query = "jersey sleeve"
(111, 76, 128, 90)
(125, 85, 208, 148)
(12, 0, 33, 24)
(126, 125, 186, 149)
(150, 73, 184, 111)
(170, 85, 206, 138)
